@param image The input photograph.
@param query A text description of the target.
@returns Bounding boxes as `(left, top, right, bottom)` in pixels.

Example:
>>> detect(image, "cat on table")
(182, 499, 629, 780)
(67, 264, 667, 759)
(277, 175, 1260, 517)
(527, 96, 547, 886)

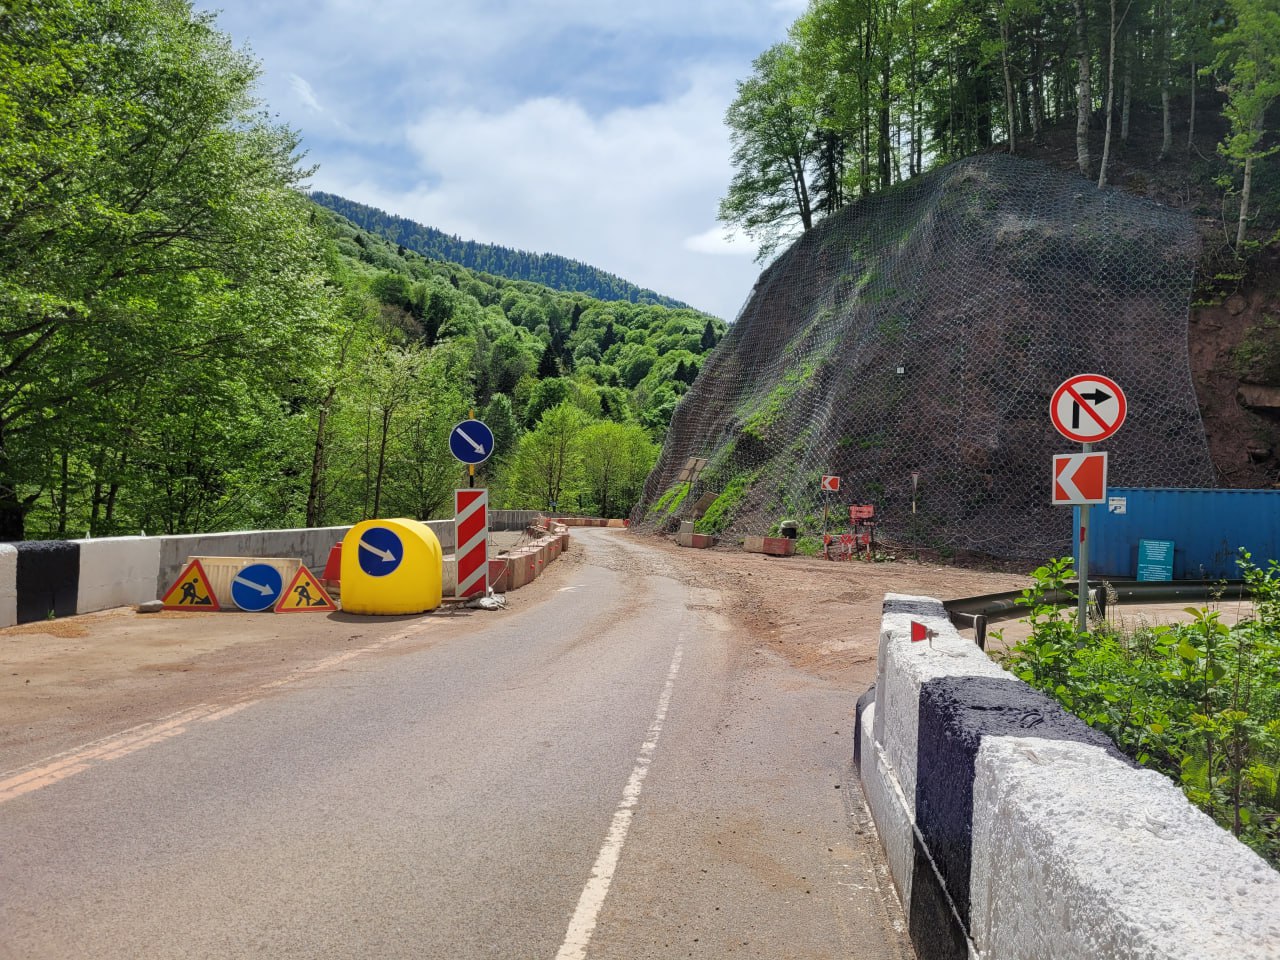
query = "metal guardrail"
(944, 580, 1253, 650)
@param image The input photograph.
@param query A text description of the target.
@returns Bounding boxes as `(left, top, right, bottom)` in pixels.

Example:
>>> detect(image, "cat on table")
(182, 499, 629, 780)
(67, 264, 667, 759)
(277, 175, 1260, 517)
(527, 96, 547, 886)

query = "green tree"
(1210, 0, 1280, 249)
(577, 422, 657, 517)
(700, 319, 719, 350)
(504, 402, 588, 511)
(0, 0, 323, 539)
(719, 42, 819, 261)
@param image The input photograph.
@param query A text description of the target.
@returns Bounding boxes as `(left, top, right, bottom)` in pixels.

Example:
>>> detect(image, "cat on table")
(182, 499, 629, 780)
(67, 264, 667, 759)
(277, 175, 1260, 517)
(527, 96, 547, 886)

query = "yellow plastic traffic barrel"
(340, 519, 443, 615)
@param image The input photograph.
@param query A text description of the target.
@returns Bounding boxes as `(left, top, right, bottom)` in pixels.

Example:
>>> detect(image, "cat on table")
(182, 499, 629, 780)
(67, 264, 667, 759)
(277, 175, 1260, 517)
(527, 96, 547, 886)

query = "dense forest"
(0, 0, 724, 542)
(721, 0, 1279, 260)
(311, 193, 691, 310)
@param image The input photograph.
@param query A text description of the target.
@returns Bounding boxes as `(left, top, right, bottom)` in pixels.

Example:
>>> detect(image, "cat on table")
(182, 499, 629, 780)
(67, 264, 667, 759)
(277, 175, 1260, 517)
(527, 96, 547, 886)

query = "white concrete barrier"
(0, 544, 16, 627)
(856, 592, 1280, 960)
(76, 536, 162, 612)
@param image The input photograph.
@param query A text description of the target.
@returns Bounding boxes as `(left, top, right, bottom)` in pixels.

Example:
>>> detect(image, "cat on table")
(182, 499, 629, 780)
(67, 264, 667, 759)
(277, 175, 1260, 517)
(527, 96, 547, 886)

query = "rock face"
(635, 155, 1216, 561)
(1239, 384, 1280, 411)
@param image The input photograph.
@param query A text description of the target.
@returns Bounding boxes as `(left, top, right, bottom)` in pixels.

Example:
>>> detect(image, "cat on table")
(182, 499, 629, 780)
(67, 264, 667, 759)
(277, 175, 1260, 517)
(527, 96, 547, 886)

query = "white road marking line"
(554, 643, 684, 960)
(0, 624, 432, 805)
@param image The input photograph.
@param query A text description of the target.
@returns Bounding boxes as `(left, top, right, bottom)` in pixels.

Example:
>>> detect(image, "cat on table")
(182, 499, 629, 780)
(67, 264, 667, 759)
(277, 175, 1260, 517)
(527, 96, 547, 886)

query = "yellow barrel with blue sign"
(340, 519, 443, 615)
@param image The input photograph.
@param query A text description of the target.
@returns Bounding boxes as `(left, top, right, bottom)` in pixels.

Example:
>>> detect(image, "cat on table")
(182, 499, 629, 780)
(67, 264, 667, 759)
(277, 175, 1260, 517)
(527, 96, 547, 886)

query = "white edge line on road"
(0, 623, 431, 804)
(554, 642, 685, 960)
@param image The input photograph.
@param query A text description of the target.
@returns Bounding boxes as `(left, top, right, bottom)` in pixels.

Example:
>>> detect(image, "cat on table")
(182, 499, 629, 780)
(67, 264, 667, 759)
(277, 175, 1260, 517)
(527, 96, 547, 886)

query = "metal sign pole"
(1078, 441, 1091, 633)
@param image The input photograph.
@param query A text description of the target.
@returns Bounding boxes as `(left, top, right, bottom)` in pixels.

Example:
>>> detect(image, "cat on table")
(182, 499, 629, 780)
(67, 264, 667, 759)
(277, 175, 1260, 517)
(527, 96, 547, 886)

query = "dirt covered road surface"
(1, 533, 1027, 773)
(1, 529, 1034, 960)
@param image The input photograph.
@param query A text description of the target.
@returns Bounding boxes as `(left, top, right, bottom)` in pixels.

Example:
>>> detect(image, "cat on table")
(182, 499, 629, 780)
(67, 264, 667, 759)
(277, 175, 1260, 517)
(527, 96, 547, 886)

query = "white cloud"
(202, 0, 792, 318)
(683, 224, 758, 257)
(313, 68, 762, 318)
(288, 73, 322, 113)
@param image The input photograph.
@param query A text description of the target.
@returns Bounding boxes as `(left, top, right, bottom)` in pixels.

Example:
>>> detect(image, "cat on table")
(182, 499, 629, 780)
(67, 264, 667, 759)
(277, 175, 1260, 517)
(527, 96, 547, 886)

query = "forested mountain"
(0, 0, 724, 541)
(311, 192, 691, 311)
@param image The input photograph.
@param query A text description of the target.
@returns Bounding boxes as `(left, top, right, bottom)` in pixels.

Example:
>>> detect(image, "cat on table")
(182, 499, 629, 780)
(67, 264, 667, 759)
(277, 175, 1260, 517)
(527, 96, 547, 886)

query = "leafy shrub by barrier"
(997, 554, 1280, 869)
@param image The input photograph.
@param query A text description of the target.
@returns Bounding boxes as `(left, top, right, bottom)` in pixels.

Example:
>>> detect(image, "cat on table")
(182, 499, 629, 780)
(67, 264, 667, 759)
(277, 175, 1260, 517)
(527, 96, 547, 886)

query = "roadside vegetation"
(997, 554, 1280, 869)
(0, 0, 723, 541)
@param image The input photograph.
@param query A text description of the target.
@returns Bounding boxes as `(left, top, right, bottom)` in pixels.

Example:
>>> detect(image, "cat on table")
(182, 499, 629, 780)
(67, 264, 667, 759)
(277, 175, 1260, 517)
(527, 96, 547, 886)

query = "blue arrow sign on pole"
(449, 419, 495, 465)
(357, 526, 404, 577)
(231, 562, 284, 612)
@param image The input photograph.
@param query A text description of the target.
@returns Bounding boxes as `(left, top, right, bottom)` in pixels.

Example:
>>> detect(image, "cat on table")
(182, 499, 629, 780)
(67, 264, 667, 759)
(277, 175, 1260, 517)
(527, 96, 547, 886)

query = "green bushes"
(695, 472, 755, 534)
(999, 553, 1280, 868)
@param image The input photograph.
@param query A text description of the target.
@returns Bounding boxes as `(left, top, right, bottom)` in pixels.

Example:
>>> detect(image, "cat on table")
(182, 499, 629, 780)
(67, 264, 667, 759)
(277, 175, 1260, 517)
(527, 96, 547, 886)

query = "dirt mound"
(634, 155, 1215, 561)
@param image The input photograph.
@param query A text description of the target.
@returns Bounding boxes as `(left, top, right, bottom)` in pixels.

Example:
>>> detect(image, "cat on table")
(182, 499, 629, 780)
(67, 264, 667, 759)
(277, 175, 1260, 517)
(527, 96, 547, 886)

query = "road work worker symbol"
(276, 565, 338, 614)
(161, 559, 222, 611)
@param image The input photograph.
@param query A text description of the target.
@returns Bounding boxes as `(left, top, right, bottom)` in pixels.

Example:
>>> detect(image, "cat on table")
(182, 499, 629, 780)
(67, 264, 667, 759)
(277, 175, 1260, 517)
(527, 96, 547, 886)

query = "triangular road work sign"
(161, 559, 221, 611)
(275, 564, 338, 613)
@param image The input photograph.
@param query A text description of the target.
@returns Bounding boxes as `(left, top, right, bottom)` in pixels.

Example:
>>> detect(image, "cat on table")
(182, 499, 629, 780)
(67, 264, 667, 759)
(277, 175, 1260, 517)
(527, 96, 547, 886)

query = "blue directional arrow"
(230, 563, 284, 612)
(449, 419, 495, 465)
(357, 526, 403, 577)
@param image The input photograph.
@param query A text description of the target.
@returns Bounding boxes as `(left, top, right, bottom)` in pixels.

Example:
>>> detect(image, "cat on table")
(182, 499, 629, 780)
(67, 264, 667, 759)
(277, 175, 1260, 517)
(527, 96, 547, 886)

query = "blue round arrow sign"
(449, 419, 495, 465)
(231, 563, 284, 612)
(357, 526, 403, 577)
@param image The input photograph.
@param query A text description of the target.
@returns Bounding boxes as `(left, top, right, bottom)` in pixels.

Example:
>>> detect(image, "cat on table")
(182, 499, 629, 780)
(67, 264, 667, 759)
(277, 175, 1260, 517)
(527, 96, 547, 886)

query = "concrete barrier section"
(15, 541, 81, 623)
(0, 544, 16, 627)
(743, 535, 795, 557)
(156, 527, 352, 596)
(857, 593, 1280, 960)
(76, 536, 162, 612)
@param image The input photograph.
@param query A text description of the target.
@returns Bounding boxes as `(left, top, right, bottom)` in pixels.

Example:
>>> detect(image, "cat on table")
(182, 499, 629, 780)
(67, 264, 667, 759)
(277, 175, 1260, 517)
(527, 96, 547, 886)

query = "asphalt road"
(0, 530, 913, 959)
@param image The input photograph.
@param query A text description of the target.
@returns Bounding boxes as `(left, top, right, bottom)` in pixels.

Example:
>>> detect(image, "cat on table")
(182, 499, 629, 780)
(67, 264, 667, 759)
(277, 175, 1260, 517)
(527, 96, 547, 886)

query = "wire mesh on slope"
(632, 155, 1214, 561)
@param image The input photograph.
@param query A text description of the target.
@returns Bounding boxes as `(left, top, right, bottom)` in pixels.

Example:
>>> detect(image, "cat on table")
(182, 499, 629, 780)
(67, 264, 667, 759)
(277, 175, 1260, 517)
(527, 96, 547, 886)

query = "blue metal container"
(1076, 488, 1280, 580)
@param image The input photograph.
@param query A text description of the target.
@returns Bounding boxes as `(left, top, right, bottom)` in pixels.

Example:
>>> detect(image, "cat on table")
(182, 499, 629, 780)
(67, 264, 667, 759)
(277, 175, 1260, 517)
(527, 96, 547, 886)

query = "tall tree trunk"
(1001, 9, 1018, 153)
(861, 20, 873, 194)
(0, 427, 29, 542)
(104, 450, 125, 532)
(1120, 24, 1132, 141)
(372, 408, 392, 519)
(57, 449, 69, 536)
(305, 394, 334, 528)
(1158, 0, 1172, 160)
(909, 0, 920, 174)
(1186, 0, 1198, 155)
(1237, 153, 1254, 250)
(1074, 0, 1092, 177)
(1031, 21, 1045, 137)
(1098, 0, 1120, 187)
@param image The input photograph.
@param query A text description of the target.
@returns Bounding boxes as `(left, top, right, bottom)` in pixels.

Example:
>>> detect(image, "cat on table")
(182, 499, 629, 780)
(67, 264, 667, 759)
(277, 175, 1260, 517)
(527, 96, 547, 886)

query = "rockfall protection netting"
(632, 155, 1215, 561)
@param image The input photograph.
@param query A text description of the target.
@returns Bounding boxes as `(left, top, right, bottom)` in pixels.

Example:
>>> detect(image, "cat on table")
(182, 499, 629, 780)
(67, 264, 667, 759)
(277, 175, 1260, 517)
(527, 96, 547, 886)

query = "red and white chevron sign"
(455, 489, 489, 598)
(1052, 452, 1108, 505)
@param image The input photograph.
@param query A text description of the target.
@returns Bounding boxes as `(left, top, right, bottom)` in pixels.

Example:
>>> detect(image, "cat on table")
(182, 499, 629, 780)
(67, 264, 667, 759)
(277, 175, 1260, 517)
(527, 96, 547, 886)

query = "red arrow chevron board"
(1052, 452, 1108, 505)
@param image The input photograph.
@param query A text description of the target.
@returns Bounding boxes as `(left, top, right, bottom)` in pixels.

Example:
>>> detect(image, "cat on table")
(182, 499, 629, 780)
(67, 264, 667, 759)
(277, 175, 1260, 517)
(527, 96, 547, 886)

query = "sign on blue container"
(1137, 540, 1175, 582)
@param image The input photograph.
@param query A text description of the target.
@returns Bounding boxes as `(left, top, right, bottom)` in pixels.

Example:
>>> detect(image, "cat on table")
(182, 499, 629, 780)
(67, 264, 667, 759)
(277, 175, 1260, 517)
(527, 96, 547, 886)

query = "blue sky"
(195, 1, 807, 320)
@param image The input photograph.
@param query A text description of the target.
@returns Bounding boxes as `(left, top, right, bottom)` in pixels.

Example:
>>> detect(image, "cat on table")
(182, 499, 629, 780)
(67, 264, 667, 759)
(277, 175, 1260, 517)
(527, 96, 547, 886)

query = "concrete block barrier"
(155, 527, 352, 596)
(857, 593, 1280, 960)
(0, 544, 16, 627)
(77, 536, 162, 613)
(0, 515, 559, 621)
(743, 535, 795, 557)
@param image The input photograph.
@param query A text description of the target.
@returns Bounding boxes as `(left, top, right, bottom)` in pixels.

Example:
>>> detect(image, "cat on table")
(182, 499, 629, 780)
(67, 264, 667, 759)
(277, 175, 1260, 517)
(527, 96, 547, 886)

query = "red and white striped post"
(455, 489, 489, 598)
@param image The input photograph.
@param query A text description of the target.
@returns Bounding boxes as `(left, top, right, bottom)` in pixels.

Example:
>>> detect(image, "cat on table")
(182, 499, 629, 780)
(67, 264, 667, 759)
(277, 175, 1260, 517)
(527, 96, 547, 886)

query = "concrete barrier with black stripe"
(856, 593, 1280, 960)
(0, 522, 456, 626)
